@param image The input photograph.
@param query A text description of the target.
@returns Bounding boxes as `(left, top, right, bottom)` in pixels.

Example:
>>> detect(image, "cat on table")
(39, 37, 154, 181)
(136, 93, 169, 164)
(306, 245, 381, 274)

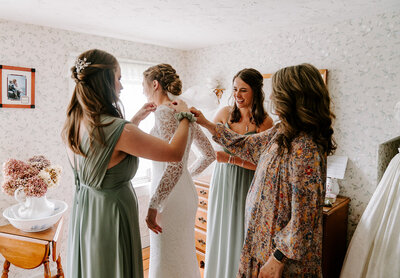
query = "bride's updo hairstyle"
(143, 64, 182, 96)
(62, 49, 123, 156)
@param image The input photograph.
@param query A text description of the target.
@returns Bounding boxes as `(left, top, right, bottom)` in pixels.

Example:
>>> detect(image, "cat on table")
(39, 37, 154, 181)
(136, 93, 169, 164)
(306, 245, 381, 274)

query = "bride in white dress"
(142, 64, 216, 278)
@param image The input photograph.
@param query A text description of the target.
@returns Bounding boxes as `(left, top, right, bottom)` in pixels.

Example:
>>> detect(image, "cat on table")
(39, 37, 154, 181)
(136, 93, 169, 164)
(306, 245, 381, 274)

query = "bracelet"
(174, 112, 196, 122)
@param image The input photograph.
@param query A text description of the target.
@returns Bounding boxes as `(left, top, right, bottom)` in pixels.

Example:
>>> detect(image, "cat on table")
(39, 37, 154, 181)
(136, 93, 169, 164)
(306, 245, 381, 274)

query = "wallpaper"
(0, 19, 184, 277)
(183, 11, 400, 239)
(0, 9, 399, 277)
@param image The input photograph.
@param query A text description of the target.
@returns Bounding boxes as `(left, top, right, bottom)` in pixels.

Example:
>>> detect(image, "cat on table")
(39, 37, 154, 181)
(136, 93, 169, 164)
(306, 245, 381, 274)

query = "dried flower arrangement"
(2, 155, 62, 197)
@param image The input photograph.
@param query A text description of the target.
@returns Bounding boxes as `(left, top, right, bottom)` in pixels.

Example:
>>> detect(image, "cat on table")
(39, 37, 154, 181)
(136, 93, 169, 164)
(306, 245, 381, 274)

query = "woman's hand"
(146, 208, 163, 234)
(169, 99, 189, 113)
(190, 107, 218, 136)
(131, 102, 157, 125)
(190, 107, 207, 126)
(258, 256, 284, 278)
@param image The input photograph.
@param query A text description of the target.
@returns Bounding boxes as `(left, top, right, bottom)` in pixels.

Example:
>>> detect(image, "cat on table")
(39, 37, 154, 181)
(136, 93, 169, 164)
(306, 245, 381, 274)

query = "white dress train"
(149, 105, 216, 278)
(340, 151, 400, 278)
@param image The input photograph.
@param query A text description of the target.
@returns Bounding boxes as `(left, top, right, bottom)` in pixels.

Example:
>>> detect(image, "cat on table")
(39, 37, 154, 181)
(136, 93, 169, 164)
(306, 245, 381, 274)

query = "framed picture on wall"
(0, 65, 35, 108)
(262, 69, 328, 122)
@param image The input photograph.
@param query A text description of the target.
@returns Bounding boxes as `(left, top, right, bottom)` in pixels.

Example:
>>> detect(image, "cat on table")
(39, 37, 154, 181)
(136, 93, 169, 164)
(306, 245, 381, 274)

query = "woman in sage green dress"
(205, 69, 273, 278)
(62, 49, 194, 278)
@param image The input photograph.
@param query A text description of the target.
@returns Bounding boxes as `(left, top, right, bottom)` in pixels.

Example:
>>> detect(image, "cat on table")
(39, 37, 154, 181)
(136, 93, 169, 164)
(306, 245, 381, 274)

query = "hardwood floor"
(143, 246, 149, 278)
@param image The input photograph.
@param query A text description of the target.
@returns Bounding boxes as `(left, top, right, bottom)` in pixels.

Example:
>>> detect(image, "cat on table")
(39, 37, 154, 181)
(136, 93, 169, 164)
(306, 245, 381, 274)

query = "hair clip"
(75, 57, 91, 74)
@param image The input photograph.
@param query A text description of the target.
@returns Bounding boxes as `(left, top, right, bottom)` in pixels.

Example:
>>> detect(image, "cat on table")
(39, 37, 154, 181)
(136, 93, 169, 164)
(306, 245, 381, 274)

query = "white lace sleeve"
(189, 123, 216, 177)
(149, 106, 184, 211)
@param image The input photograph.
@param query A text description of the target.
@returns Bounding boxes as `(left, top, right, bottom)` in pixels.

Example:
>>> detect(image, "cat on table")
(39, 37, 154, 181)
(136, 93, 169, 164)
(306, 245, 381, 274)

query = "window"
(119, 61, 155, 186)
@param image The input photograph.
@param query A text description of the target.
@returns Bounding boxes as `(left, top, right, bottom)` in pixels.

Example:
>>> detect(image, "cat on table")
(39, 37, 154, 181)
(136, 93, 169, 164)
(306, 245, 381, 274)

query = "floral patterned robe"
(213, 124, 326, 278)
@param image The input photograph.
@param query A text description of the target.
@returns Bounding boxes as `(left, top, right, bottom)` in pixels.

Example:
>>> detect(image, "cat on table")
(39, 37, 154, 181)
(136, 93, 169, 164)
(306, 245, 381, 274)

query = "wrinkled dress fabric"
(66, 116, 143, 278)
(205, 125, 256, 278)
(340, 152, 400, 278)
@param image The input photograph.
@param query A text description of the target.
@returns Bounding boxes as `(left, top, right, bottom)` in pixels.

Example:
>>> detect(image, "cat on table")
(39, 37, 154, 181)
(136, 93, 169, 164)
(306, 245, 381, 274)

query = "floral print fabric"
(213, 124, 326, 277)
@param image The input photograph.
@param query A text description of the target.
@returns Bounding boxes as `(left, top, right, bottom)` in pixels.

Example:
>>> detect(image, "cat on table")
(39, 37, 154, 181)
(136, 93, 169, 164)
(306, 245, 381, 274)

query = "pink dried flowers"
(1, 156, 62, 197)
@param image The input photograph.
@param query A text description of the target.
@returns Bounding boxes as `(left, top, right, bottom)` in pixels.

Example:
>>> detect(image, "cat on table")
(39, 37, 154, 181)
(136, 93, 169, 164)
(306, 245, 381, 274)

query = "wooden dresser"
(192, 175, 350, 278)
(322, 196, 351, 278)
(193, 176, 210, 278)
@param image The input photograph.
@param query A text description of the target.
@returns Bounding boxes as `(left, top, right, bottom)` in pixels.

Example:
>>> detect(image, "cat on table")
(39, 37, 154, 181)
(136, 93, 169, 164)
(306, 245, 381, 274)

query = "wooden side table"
(322, 196, 351, 278)
(0, 217, 64, 278)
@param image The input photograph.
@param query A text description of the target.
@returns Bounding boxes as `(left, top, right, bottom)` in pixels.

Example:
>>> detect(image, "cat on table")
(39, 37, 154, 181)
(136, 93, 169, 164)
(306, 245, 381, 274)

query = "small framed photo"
(0, 65, 35, 108)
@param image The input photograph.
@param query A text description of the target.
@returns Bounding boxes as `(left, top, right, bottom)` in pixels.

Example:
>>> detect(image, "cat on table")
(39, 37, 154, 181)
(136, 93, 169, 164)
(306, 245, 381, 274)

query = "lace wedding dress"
(148, 105, 215, 278)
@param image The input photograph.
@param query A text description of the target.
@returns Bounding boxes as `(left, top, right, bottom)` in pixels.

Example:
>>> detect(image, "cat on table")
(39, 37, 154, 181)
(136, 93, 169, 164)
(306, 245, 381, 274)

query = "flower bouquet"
(1, 155, 67, 232)
(2, 155, 62, 198)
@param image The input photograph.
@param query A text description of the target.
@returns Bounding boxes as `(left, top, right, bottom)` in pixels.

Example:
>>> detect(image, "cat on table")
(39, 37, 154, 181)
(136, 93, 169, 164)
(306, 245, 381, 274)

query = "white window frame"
(118, 58, 157, 188)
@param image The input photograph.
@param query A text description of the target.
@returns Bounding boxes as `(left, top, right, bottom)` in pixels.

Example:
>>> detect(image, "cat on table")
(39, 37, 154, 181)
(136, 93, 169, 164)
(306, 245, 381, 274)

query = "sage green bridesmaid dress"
(66, 115, 143, 278)
(204, 124, 256, 278)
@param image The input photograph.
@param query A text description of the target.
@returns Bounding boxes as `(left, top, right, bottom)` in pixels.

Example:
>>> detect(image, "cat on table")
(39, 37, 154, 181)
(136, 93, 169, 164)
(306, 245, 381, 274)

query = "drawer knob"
(197, 239, 206, 245)
(198, 217, 207, 224)
(199, 190, 207, 195)
(200, 261, 205, 268)
(200, 200, 207, 205)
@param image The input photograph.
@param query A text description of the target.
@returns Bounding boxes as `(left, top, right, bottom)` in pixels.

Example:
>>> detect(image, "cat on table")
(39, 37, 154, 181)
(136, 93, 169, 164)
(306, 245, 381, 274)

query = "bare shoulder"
(213, 106, 231, 124)
(116, 123, 140, 146)
(258, 115, 274, 132)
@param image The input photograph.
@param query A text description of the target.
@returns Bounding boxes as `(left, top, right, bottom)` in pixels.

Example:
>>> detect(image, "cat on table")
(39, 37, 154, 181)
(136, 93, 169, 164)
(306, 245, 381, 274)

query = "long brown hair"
(62, 49, 123, 156)
(143, 63, 182, 96)
(271, 63, 336, 154)
(230, 68, 267, 126)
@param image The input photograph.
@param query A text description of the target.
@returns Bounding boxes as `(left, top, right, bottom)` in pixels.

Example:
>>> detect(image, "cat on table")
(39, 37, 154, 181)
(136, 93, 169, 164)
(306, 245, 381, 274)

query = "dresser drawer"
(198, 197, 208, 210)
(196, 185, 209, 199)
(195, 228, 207, 253)
(196, 250, 205, 269)
(195, 209, 208, 230)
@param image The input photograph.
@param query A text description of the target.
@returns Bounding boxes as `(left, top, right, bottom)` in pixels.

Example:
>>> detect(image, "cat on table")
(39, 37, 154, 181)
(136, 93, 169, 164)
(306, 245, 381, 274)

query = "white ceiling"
(0, 0, 399, 50)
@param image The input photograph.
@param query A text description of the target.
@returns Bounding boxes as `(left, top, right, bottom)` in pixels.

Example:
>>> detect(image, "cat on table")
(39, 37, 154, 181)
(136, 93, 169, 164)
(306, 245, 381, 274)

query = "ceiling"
(0, 0, 399, 50)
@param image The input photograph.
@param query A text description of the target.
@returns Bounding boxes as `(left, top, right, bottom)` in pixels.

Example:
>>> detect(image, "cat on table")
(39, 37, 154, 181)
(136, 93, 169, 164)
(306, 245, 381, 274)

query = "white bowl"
(3, 199, 68, 232)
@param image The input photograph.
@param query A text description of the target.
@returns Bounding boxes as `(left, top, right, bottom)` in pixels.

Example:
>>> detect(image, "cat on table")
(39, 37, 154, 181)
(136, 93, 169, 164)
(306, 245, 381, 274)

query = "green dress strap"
(77, 115, 129, 189)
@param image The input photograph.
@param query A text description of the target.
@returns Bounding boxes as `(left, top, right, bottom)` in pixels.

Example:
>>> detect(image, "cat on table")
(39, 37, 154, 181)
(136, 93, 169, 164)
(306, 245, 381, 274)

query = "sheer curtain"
(119, 61, 154, 186)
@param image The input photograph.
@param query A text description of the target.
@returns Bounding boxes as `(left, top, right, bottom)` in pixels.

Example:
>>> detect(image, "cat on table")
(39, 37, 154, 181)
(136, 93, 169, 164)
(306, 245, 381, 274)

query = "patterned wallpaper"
(0, 19, 184, 277)
(0, 10, 399, 277)
(183, 11, 400, 238)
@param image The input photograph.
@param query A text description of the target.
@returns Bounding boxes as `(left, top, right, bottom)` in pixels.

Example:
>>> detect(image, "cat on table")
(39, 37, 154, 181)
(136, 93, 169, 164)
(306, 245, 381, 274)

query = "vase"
(14, 187, 55, 219)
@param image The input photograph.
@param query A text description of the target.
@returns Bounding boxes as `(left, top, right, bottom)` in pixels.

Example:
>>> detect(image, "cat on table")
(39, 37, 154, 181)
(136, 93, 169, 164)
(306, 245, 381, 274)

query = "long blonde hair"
(271, 63, 336, 154)
(62, 49, 123, 156)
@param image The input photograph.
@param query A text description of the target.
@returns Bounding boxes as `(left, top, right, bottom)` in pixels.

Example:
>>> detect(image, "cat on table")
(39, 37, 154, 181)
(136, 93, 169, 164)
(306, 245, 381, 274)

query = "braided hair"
(143, 64, 182, 96)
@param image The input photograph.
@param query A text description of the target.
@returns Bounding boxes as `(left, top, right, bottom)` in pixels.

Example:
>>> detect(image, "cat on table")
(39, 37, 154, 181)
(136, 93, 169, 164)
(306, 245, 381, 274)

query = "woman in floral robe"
(191, 63, 336, 278)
